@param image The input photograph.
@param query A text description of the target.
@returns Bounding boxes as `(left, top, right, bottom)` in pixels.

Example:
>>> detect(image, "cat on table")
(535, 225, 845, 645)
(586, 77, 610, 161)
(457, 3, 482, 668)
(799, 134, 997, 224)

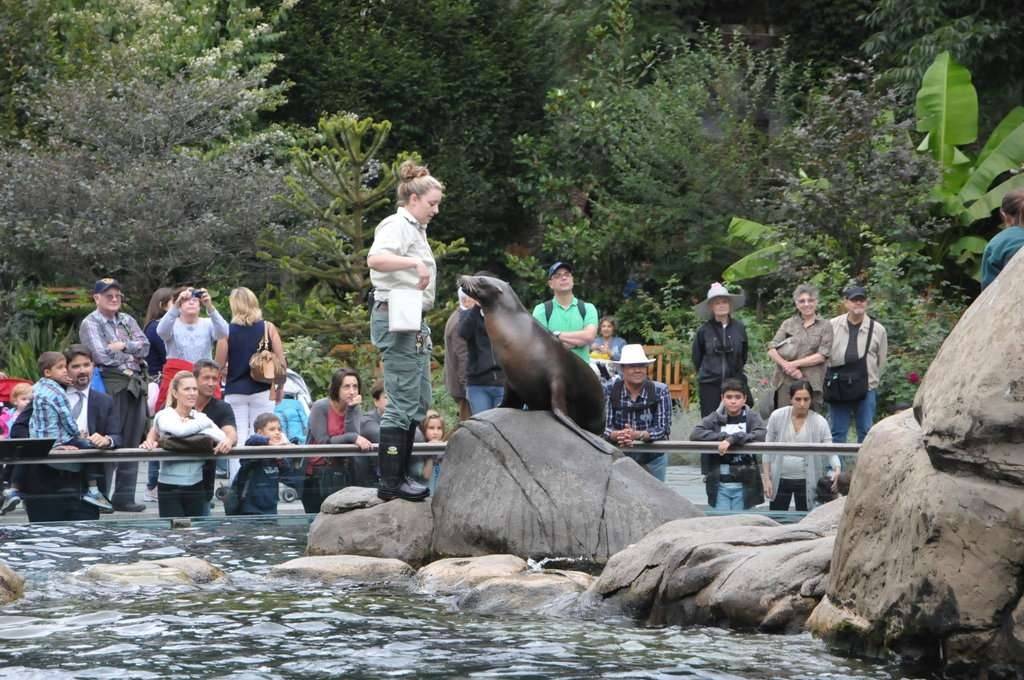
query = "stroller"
(274, 368, 313, 502)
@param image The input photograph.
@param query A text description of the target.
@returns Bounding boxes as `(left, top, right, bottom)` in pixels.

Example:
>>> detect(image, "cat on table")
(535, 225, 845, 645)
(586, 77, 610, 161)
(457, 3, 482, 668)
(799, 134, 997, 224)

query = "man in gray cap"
(79, 278, 150, 511)
(825, 285, 888, 443)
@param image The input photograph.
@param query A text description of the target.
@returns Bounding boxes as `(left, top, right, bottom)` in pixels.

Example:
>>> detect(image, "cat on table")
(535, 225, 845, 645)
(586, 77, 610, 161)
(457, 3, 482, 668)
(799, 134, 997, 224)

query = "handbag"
(249, 322, 285, 384)
(825, 320, 874, 403)
(158, 434, 217, 453)
(387, 289, 423, 332)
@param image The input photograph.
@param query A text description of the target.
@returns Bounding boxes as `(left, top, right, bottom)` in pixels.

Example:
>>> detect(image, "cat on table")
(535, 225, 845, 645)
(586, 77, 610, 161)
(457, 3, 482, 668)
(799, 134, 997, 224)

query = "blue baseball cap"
(547, 261, 573, 279)
(92, 278, 122, 294)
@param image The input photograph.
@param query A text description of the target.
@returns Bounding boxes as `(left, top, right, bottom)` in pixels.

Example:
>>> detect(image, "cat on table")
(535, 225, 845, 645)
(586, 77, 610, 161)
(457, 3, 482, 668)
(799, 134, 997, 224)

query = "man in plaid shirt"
(602, 344, 672, 481)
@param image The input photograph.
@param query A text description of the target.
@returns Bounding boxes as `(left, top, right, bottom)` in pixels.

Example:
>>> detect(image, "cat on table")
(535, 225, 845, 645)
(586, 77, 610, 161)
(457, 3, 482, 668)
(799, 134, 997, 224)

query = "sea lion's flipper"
(499, 386, 526, 410)
(551, 406, 616, 456)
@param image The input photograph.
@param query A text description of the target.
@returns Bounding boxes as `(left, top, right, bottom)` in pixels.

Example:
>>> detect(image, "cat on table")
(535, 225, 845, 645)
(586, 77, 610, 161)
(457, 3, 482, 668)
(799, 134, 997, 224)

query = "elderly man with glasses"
(78, 278, 150, 511)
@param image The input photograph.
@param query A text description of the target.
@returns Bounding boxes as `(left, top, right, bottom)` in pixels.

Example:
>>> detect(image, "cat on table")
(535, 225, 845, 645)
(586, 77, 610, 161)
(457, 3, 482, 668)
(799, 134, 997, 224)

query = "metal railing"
(1, 439, 859, 465)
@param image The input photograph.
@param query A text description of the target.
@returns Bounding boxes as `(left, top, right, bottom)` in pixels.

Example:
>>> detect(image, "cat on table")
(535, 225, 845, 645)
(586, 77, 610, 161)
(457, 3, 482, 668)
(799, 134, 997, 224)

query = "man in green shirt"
(532, 261, 599, 364)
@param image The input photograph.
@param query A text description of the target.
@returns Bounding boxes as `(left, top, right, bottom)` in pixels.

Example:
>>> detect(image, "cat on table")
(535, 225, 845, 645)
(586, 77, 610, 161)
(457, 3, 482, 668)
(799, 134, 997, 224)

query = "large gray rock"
(456, 569, 595, 616)
(586, 508, 840, 632)
(80, 557, 224, 586)
(307, 498, 434, 567)
(0, 561, 25, 604)
(417, 554, 529, 595)
(272, 555, 414, 583)
(808, 410, 1024, 674)
(914, 248, 1024, 484)
(431, 409, 700, 565)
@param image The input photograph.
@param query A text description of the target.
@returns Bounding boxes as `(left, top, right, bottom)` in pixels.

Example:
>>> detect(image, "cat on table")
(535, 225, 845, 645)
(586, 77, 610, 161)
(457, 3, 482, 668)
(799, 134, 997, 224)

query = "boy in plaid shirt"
(29, 352, 112, 511)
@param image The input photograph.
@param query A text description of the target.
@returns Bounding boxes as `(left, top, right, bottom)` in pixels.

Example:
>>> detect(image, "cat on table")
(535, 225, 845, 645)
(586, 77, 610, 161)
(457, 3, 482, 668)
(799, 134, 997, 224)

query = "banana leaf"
(722, 243, 791, 282)
(915, 52, 978, 168)
(965, 173, 1024, 224)
(726, 216, 772, 244)
(959, 117, 1024, 203)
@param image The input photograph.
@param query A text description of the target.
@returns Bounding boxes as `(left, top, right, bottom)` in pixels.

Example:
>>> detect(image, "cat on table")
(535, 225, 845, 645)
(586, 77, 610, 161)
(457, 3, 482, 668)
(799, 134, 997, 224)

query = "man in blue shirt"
(603, 344, 672, 481)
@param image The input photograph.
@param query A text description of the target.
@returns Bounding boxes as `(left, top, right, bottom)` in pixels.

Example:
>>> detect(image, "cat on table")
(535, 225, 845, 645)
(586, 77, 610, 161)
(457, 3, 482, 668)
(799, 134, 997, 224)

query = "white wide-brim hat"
(694, 282, 746, 320)
(613, 344, 655, 365)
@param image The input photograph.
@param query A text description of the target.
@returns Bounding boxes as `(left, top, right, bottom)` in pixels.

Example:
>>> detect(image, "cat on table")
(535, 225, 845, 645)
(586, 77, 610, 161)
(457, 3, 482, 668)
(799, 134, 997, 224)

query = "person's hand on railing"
(140, 439, 159, 450)
(354, 435, 372, 451)
(213, 439, 233, 455)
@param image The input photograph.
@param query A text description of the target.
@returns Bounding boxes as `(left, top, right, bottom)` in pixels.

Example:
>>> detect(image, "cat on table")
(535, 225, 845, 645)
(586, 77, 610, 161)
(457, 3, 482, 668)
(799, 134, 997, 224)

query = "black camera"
(192, 289, 206, 299)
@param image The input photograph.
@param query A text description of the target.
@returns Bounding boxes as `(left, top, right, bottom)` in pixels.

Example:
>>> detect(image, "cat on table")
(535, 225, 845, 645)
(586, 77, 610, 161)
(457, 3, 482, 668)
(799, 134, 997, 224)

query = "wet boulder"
(272, 555, 414, 583)
(80, 557, 224, 586)
(307, 497, 434, 567)
(586, 507, 840, 632)
(431, 409, 700, 565)
(808, 409, 1024, 675)
(456, 569, 595, 616)
(417, 554, 529, 595)
(0, 561, 25, 604)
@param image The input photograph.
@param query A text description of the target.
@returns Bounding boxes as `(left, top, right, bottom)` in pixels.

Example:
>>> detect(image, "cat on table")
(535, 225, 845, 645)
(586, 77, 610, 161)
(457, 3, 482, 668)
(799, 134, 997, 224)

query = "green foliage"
(727, 65, 944, 290)
(280, 335, 340, 402)
(268, 115, 408, 294)
(912, 52, 1024, 275)
(259, 286, 369, 348)
(516, 10, 807, 313)
(2, 321, 76, 381)
(264, 0, 557, 276)
(861, 0, 1023, 118)
(0, 0, 296, 295)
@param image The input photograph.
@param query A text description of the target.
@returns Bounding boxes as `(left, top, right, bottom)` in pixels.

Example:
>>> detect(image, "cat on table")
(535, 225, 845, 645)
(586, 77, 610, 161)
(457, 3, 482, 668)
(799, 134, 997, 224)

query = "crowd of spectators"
(7, 188, 1019, 523)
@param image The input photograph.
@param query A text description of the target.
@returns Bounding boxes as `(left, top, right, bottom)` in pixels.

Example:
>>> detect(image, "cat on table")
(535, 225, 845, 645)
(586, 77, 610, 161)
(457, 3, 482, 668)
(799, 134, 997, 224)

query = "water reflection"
(1, 521, 931, 679)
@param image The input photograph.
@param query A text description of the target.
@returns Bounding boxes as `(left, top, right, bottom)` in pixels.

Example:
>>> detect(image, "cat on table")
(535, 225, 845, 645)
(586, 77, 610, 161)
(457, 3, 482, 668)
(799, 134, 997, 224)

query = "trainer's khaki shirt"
(368, 207, 437, 310)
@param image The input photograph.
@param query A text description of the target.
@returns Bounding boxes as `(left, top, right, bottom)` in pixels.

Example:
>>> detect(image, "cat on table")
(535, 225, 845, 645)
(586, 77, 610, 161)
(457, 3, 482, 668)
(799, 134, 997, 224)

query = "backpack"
(544, 299, 588, 325)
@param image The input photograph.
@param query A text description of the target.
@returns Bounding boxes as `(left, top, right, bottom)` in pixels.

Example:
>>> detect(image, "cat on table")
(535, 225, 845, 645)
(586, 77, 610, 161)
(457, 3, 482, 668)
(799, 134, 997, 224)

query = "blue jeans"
(467, 385, 505, 415)
(715, 482, 745, 511)
(643, 453, 667, 482)
(148, 461, 159, 489)
(429, 460, 442, 495)
(828, 389, 877, 443)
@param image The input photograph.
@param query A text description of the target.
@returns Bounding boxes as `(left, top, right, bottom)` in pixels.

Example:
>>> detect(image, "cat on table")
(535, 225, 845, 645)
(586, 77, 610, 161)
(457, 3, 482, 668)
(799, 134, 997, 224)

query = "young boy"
(690, 377, 767, 511)
(233, 412, 291, 515)
(28, 351, 112, 512)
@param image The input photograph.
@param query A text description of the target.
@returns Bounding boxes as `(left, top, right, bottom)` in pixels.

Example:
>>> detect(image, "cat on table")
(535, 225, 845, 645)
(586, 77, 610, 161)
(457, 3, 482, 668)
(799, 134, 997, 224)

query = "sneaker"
(0, 490, 21, 515)
(82, 488, 114, 513)
(144, 487, 158, 502)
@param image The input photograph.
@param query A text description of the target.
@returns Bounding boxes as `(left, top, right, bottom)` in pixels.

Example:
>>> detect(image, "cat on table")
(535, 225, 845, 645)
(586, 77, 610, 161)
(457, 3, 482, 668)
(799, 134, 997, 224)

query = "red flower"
(907, 371, 920, 385)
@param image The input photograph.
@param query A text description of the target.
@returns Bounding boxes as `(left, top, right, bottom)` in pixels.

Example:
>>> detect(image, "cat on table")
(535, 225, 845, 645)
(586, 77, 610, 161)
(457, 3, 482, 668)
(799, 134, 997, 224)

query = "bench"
(643, 345, 690, 408)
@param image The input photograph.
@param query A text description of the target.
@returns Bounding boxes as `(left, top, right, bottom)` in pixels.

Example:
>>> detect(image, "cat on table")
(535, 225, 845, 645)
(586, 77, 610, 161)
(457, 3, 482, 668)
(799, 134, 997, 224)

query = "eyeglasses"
(796, 298, 817, 305)
(100, 293, 123, 301)
(551, 271, 573, 279)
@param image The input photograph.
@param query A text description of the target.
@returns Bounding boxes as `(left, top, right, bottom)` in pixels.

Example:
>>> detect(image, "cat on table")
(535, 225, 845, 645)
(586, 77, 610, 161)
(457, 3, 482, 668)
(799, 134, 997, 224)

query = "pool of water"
(0, 519, 933, 679)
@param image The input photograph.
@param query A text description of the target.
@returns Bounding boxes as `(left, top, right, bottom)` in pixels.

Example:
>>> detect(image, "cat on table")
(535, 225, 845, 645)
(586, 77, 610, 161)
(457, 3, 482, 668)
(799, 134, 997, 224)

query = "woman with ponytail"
(366, 160, 444, 502)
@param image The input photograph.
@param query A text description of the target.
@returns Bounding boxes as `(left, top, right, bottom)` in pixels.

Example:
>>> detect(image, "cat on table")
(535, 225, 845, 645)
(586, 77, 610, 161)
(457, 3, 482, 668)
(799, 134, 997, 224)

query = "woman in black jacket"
(692, 282, 749, 417)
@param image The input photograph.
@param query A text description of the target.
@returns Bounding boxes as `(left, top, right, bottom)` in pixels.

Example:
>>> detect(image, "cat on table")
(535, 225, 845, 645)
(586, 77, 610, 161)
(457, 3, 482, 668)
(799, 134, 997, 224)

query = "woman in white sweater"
(142, 371, 225, 518)
(762, 380, 839, 511)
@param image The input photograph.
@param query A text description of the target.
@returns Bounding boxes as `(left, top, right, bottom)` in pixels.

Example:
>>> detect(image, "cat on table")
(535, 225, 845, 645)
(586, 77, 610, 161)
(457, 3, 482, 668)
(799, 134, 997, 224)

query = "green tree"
(262, 0, 558, 273)
(0, 0, 296, 295)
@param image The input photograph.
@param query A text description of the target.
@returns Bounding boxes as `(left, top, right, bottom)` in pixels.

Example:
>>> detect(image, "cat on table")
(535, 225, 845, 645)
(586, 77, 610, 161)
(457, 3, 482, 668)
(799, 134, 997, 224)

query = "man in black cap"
(825, 285, 888, 443)
(78, 278, 150, 511)
(531, 261, 599, 365)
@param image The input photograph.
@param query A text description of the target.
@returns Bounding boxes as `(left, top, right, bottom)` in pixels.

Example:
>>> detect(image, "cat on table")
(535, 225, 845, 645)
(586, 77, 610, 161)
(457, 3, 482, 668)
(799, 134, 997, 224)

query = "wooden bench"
(643, 345, 690, 408)
(42, 286, 92, 309)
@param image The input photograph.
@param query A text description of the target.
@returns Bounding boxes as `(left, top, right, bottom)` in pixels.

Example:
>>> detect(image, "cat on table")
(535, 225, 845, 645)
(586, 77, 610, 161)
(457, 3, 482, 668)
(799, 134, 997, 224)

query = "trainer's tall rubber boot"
(377, 427, 428, 502)
(403, 422, 429, 496)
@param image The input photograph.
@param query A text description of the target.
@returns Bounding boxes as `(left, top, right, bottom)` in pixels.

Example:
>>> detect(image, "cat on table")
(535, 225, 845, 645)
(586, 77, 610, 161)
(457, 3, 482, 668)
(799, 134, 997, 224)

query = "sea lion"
(458, 274, 605, 435)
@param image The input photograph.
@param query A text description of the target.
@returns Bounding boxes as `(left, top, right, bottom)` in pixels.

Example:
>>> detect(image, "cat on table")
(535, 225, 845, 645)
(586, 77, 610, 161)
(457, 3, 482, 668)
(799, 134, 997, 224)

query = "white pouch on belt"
(388, 289, 423, 332)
